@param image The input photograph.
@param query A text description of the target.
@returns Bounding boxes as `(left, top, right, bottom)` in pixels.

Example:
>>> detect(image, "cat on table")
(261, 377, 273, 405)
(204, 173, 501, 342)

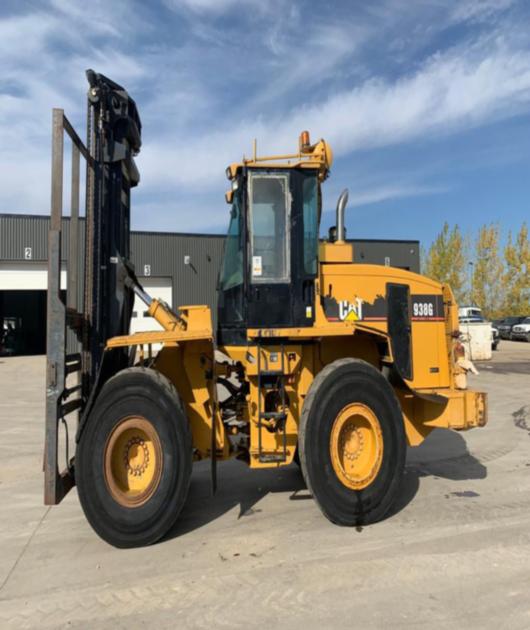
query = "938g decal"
(413, 301, 433, 317)
(411, 295, 444, 321)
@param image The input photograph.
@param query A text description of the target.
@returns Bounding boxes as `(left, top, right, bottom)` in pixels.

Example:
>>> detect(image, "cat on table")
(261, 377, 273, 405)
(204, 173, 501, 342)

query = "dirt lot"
(1, 341, 530, 629)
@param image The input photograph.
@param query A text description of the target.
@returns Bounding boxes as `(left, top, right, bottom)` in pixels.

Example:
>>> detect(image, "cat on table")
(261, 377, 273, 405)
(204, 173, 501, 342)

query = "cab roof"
(226, 131, 333, 184)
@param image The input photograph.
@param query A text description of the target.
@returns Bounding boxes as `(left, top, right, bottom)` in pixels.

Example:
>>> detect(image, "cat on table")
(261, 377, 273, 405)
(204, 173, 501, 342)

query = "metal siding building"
(130, 230, 226, 308)
(0, 213, 419, 354)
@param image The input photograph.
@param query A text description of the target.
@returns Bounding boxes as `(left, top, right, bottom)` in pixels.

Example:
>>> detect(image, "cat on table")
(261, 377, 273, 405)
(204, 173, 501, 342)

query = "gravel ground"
(1, 340, 529, 629)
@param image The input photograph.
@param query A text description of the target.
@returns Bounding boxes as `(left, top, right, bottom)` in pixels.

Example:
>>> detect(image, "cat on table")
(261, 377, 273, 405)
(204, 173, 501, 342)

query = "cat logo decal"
(339, 298, 363, 321)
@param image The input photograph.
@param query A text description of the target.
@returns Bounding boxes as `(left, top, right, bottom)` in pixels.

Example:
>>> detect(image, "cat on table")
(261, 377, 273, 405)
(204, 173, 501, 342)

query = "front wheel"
(299, 358, 406, 526)
(76, 368, 192, 548)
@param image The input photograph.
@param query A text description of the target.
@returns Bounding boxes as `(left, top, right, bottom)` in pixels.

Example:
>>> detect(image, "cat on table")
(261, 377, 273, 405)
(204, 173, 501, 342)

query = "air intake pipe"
(336, 188, 349, 242)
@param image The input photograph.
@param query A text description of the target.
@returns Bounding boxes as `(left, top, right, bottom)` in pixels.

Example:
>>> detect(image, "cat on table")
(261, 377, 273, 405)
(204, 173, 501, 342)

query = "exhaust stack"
(336, 189, 349, 242)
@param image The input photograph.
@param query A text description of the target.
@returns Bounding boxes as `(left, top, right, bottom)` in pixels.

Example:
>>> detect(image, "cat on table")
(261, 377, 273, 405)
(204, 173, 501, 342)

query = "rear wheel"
(76, 368, 192, 548)
(299, 358, 406, 526)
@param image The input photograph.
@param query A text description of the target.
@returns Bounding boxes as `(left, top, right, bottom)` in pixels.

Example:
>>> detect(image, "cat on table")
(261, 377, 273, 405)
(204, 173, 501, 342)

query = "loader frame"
(44, 72, 488, 545)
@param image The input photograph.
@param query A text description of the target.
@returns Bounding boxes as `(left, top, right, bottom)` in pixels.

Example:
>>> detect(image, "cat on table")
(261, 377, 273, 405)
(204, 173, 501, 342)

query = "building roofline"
(349, 238, 420, 245)
(133, 230, 226, 239)
(0, 212, 419, 244)
(0, 213, 226, 239)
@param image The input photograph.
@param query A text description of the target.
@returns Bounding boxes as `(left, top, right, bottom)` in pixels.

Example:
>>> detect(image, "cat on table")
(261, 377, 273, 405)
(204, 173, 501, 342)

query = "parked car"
(492, 324, 500, 350)
(511, 317, 530, 342)
(497, 316, 528, 340)
(459, 315, 499, 350)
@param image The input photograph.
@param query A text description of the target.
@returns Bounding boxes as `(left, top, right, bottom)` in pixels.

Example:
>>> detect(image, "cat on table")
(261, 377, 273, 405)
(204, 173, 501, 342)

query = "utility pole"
(468, 261, 474, 305)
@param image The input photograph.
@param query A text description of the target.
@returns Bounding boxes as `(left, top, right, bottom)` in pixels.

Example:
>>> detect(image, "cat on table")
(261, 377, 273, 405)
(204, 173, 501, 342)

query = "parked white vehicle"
(459, 318, 493, 360)
(459, 312, 499, 352)
(458, 305, 483, 319)
(511, 317, 530, 342)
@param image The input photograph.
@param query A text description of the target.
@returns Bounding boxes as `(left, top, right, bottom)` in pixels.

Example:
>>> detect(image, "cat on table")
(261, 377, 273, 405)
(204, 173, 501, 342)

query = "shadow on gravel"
(405, 428, 487, 482)
(477, 361, 530, 375)
(163, 460, 307, 541)
(163, 429, 487, 541)
(513, 406, 530, 435)
(388, 429, 487, 518)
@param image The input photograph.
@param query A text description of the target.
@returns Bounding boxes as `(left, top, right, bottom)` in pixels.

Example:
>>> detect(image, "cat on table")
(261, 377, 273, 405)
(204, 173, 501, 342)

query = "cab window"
(302, 175, 319, 276)
(249, 173, 290, 284)
(219, 190, 243, 291)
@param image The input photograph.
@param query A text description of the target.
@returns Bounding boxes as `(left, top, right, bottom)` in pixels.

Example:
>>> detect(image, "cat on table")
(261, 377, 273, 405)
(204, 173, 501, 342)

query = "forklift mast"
(83, 70, 142, 392)
(45, 70, 142, 504)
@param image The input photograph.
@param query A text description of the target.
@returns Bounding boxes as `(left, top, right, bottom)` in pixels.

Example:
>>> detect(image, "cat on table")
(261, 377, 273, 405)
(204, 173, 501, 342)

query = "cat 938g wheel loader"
(45, 71, 487, 547)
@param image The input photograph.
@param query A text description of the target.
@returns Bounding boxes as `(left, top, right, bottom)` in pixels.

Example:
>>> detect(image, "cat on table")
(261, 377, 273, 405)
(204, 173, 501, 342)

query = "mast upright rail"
(44, 108, 89, 505)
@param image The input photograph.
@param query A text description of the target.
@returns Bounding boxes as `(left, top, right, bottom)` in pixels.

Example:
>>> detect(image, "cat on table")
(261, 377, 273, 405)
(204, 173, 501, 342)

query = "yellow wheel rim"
(329, 403, 383, 490)
(104, 416, 163, 507)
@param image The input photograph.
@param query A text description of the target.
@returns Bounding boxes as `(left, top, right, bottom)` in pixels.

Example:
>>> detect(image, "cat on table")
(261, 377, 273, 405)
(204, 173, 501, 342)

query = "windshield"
(219, 190, 243, 291)
(249, 173, 290, 283)
(523, 317, 530, 324)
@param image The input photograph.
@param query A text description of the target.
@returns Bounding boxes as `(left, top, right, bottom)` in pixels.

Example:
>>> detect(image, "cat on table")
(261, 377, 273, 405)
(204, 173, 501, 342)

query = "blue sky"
(1, 0, 530, 248)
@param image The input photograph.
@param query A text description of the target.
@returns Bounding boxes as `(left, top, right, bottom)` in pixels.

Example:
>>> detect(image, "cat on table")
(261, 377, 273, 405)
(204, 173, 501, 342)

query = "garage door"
(0, 266, 173, 353)
(0, 263, 67, 356)
(0, 262, 67, 290)
(130, 276, 173, 334)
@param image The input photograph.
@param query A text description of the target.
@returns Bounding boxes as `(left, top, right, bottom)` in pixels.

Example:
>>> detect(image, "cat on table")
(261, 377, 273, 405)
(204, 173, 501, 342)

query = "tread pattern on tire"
(299, 357, 406, 526)
(76, 367, 192, 548)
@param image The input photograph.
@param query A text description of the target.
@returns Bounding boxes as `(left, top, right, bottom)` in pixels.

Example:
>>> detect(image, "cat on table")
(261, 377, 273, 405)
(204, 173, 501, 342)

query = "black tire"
(76, 367, 192, 548)
(299, 358, 406, 526)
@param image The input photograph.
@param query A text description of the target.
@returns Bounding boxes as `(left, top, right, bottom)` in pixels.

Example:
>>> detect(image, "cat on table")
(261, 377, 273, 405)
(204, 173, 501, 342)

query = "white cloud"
(291, 43, 530, 154)
(137, 37, 530, 192)
(1, 0, 530, 232)
(451, 0, 516, 23)
(249, 20, 365, 111)
(344, 183, 447, 209)
(163, 0, 264, 14)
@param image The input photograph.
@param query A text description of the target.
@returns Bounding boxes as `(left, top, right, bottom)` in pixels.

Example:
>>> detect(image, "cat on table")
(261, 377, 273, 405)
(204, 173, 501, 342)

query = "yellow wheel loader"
(45, 72, 487, 547)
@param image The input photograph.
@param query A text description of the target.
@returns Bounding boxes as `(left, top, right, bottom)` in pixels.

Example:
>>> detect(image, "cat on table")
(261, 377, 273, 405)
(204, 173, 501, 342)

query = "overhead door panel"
(130, 276, 173, 334)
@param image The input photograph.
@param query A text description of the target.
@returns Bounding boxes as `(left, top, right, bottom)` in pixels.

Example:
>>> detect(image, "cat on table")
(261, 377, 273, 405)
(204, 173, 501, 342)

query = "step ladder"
(256, 339, 288, 464)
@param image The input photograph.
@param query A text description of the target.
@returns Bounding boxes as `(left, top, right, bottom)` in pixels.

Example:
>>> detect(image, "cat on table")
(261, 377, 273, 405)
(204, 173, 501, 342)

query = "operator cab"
(217, 132, 331, 344)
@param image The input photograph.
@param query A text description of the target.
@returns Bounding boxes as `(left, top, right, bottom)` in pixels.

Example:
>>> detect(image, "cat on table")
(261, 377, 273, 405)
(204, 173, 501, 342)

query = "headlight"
(231, 178, 239, 191)
(226, 166, 232, 180)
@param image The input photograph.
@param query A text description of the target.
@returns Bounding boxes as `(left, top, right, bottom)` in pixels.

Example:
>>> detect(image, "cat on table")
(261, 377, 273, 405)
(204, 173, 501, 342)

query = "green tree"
(502, 223, 530, 315)
(423, 222, 467, 302)
(472, 224, 504, 319)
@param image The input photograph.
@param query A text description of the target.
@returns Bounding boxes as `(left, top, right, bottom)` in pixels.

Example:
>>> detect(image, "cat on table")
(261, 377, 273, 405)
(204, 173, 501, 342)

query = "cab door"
(246, 170, 318, 329)
(247, 172, 292, 327)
